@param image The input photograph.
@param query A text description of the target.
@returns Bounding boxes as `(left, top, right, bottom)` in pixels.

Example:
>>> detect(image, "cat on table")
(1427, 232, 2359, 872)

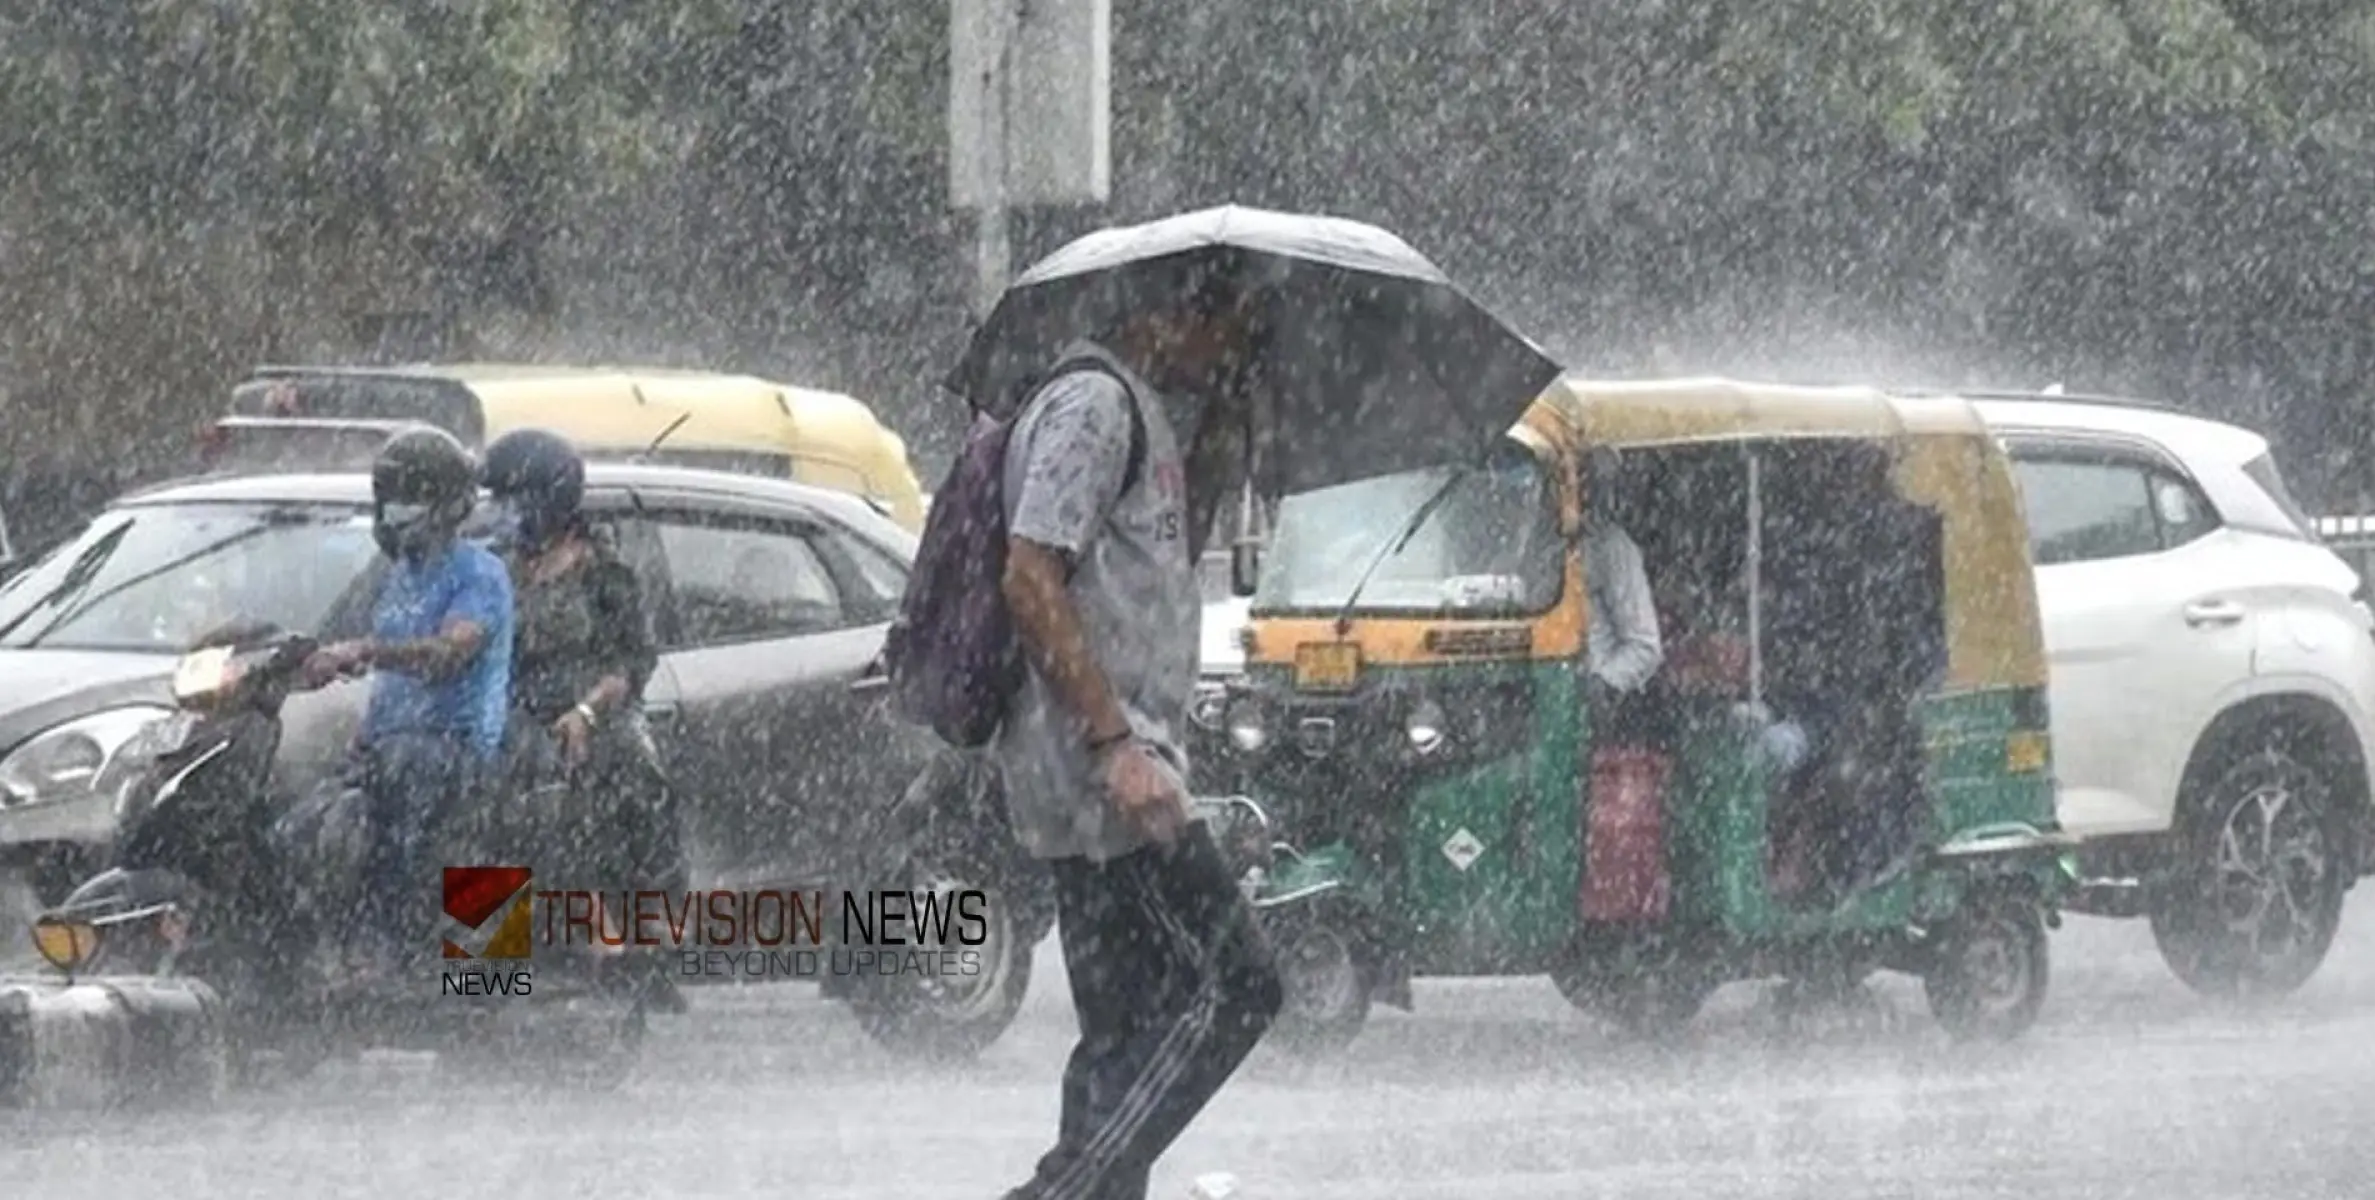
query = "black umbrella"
(943, 205, 1562, 496)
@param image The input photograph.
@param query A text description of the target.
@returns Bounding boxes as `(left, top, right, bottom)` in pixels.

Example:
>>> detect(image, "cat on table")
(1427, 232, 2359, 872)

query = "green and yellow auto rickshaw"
(1198, 377, 2074, 1053)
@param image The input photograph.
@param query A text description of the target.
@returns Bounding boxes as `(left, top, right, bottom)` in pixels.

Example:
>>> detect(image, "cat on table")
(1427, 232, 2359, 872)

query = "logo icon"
(1441, 828, 1484, 872)
(443, 866, 534, 959)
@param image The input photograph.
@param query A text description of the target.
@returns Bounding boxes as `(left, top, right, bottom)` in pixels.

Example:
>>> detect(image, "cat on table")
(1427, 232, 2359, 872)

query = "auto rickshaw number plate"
(1293, 642, 1361, 691)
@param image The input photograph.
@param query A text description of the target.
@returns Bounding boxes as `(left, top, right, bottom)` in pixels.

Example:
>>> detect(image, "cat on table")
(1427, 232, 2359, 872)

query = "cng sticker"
(1441, 828, 1484, 872)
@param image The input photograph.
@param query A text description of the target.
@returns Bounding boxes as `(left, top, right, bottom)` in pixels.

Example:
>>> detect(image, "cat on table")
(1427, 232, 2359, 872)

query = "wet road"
(5, 895, 2372, 1200)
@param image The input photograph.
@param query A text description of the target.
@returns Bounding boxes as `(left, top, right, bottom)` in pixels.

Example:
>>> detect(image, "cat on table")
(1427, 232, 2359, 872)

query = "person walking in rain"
(995, 269, 1285, 1200)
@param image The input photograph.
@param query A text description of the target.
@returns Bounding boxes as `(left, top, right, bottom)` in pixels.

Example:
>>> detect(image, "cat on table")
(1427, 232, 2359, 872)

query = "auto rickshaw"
(200, 364, 929, 531)
(1202, 377, 2074, 1054)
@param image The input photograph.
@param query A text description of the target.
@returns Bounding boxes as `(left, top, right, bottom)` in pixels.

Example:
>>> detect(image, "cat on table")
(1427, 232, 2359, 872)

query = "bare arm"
(366, 616, 486, 682)
(1004, 538, 1131, 743)
(363, 547, 511, 683)
(999, 371, 1139, 746)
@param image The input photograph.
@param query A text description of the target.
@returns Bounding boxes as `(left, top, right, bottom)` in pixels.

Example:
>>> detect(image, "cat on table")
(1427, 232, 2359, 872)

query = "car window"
(2009, 456, 2162, 565)
(651, 515, 850, 647)
(2147, 470, 2220, 548)
(0, 501, 379, 651)
(838, 533, 910, 608)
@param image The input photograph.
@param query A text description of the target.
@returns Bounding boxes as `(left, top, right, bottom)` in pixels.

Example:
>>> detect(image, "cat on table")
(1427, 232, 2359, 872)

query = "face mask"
(373, 501, 445, 561)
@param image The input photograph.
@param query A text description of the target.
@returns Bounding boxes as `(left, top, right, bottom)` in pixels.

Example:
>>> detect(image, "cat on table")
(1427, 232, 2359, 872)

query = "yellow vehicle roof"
(1529, 376, 1994, 449)
(469, 369, 793, 450)
(370, 363, 926, 530)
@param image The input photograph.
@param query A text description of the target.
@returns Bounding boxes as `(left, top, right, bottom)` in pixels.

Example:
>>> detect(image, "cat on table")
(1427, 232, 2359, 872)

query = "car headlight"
(1190, 681, 1229, 731)
(1227, 697, 1268, 753)
(1406, 698, 1446, 755)
(0, 705, 178, 811)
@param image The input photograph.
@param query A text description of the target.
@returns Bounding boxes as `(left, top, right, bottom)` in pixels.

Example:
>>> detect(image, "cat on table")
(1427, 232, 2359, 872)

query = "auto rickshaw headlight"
(1406, 699, 1446, 754)
(30, 918, 100, 972)
(1226, 698, 1267, 753)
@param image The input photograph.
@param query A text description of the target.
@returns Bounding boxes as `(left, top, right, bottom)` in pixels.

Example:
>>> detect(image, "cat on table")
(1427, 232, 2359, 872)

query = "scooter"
(23, 622, 666, 1091)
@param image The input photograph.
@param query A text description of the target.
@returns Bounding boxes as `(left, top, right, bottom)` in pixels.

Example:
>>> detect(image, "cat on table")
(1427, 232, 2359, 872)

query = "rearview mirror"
(1231, 540, 1261, 597)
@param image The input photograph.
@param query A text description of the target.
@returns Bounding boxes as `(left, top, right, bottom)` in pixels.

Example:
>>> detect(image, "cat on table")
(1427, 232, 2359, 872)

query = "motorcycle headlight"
(0, 706, 178, 811)
(1190, 681, 1229, 731)
(1227, 697, 1268, 753)
(1406, 698, 1446, 754)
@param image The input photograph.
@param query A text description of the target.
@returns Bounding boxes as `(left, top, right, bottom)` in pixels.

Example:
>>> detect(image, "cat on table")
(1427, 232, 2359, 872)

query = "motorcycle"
(24, 621, 665, 1090)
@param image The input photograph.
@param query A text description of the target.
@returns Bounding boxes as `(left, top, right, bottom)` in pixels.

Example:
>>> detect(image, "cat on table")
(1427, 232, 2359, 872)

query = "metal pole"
(970, 0, 1018, 322)
(1746, 447, 1763, 710)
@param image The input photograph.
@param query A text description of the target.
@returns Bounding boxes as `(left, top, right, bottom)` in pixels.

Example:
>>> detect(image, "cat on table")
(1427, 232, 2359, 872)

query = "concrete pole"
(969, 0, 1018, 322)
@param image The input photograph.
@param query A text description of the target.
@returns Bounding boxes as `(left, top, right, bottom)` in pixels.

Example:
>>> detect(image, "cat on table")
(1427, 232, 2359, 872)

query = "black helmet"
(371, 426, 478, 560)
(481, 428, 586, 550)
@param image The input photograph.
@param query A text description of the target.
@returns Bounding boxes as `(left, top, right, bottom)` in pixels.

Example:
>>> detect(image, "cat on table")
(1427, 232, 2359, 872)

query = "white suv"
(1972, 394, 2375, 996)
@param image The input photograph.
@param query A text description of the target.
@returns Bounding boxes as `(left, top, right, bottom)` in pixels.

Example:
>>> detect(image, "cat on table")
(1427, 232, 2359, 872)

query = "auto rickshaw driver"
(1577, 444, 1664, 744)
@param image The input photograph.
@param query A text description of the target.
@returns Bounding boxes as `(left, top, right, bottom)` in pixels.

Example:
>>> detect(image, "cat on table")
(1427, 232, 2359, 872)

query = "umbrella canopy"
(944, 205, 1562, 497)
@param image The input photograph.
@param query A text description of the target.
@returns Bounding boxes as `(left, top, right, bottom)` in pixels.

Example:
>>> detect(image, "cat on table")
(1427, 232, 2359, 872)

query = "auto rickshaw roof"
(1531, 376, 1992, 449)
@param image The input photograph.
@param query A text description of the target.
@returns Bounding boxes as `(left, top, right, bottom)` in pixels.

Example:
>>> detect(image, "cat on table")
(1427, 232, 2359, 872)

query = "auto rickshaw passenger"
(1662, 569, 1812, 779)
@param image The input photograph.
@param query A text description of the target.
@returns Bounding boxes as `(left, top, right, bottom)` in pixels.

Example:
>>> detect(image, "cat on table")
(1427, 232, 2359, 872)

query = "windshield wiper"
(11, 509, 317, 649)
(1332, 465, 1471, 635)
(0, 522, 131, 644)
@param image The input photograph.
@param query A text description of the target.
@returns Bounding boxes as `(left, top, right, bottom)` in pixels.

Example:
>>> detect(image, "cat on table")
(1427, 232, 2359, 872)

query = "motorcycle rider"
(477, 428, 675, 901)
(296, 426, 516, 977)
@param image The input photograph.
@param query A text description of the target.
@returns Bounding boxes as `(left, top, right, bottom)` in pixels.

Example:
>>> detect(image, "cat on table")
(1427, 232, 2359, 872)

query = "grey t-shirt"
(992, 342, 1201, 862)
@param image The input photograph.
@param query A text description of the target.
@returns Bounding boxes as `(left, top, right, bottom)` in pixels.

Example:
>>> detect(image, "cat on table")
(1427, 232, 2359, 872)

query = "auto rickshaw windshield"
(1252, 448, 1561, 616)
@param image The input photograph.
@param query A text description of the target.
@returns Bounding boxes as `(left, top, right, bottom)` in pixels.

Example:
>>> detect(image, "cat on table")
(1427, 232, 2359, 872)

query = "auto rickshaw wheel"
(1923, 892, 2049, 1042)
(1265, 924, 1370, 1059)
(2149, 740, 2348, 1000)
(845, 851, 1035, 1063)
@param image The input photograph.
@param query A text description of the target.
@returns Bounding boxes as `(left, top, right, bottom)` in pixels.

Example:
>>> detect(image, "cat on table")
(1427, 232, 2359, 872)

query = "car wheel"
(2150, 738, 2350, 998)
(845, 852, 1034, 1063)
(1263, 924, 1370, 1059)
(1924, 891, 2049, 1042)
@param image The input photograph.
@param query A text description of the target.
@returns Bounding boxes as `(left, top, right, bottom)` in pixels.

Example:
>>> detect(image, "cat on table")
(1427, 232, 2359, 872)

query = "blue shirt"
(359, 540, 515, 758)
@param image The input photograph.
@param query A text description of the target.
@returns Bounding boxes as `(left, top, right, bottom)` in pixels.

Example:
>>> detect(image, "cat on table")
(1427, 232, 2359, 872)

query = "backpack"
(884, 356, 1148, 748)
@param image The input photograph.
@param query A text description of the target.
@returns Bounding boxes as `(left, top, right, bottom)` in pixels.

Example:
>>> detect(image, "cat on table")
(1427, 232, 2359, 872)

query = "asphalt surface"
(3, 888, 2372, 1200)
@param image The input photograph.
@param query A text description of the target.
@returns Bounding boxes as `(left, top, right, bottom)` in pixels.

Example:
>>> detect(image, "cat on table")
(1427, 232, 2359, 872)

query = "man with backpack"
(891, 272, 1284, 1200)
